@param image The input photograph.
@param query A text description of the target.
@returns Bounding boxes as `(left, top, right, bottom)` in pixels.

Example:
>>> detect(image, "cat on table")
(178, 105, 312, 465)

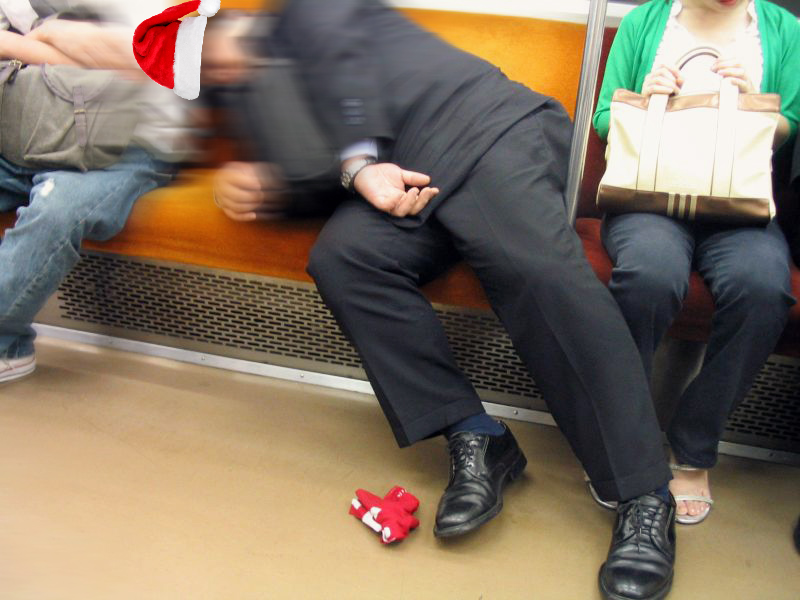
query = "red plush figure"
(349, 486, 420, 544)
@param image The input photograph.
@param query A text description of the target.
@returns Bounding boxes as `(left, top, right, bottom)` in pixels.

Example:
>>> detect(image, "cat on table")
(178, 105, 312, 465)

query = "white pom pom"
(198, 0, 220, 17)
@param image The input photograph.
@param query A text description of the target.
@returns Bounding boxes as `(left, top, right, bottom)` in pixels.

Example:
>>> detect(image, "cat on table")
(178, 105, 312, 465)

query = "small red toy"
(349, 486, 420, 544)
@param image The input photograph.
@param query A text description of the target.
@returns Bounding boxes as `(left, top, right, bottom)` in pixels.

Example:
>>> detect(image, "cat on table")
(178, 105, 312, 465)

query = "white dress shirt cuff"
(341, 139, 379, 163)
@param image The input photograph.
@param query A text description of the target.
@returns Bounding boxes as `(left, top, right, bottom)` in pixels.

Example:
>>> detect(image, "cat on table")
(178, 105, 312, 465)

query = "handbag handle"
(711, 78, 739, 197)
(678, 45, 740, 196)
(637, 45, 737, 195)
(637, 93, 668, 192)
(676, 45, 721, 72)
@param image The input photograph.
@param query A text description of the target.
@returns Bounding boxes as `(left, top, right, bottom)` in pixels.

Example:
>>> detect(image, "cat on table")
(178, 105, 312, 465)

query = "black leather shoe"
(433, 423, 527, 538)
(599, 493, 676, 600)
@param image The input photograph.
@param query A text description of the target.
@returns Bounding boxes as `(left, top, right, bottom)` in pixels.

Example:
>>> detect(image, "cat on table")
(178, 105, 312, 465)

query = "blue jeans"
(0, 148, 171, 359)
(602, 213, 796, 468)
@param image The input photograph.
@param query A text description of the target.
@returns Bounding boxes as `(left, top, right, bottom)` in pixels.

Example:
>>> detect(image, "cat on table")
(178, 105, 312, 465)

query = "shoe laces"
(621, 499, 660, 552)
(448, 436, 477, 471)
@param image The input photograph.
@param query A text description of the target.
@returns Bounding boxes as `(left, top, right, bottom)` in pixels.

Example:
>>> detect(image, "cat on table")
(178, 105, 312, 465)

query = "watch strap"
(342, 156, 377, 192)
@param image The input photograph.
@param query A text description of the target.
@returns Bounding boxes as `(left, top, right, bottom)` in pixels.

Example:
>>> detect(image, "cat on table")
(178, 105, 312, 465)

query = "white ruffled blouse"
(652, 0, 763, 94)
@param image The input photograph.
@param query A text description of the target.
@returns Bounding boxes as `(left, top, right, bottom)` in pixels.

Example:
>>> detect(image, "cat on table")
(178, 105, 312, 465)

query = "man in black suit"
(221, 2, 678, 598)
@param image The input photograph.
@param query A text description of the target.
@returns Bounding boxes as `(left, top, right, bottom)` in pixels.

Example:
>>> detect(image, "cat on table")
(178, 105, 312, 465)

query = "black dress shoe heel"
(434, 422, 526, 538)
(599, 493, 676, 600)
(508, 452, 527, 482)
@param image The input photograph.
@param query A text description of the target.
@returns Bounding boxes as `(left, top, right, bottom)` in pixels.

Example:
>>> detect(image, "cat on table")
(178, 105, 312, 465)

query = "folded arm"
(0, 30, 76, 65)
(26, 20, 137, 70)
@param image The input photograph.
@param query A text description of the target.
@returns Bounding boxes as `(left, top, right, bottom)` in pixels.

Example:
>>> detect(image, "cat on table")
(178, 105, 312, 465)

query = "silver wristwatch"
(341, 157, 377, 192)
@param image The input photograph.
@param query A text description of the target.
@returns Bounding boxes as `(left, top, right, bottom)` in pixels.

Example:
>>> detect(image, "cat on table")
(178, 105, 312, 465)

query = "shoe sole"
(598, 570, 673, 600)
(433, 451, 527, 538)
(0, 358, 36, 384)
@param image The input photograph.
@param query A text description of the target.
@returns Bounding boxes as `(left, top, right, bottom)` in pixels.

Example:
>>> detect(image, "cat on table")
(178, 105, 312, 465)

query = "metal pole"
(565, 0, 609, 225)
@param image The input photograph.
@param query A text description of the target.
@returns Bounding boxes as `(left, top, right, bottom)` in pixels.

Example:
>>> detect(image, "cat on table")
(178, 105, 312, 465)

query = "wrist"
(341, 156, 377, 193)
(342, 155, 371, 171)
(28, 22, 50, 43)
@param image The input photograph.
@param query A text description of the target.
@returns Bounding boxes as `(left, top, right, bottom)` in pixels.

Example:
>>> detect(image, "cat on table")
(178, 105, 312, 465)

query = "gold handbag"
(597, 46, 780, 225)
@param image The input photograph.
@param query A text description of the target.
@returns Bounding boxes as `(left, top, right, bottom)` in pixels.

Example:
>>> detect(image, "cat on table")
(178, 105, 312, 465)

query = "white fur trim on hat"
(173, 16, 207, 100)
(198, 0, 220, 17)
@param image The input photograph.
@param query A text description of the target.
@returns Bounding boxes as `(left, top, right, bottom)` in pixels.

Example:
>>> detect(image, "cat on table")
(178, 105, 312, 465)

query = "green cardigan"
(592, 0, 800, 141)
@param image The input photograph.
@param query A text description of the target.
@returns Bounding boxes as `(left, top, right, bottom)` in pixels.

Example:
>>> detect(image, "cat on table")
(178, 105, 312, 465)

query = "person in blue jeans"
(0, 149, 171, 381)
(593, 0, 800, 525)
(0, 2, 184, 384)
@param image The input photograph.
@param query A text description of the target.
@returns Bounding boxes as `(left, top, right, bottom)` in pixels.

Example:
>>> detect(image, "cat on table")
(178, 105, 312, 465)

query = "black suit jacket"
(271, 0, 554, 226)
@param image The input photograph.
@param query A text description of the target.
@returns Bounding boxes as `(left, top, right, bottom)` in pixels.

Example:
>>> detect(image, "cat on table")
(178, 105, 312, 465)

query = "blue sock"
(651, 484, 671, 503)
(444, 413, 505, 438)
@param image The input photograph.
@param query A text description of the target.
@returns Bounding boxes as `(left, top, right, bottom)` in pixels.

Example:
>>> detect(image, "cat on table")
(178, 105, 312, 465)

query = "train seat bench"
(2, 7, 798, 457)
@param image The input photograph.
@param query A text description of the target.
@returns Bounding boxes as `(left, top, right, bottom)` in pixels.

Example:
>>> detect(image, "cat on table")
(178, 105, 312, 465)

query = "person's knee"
(307, 238, 341, 286)
(30, 173, 137, 242)
(16, 193, 84, 245)
(611, 257, 689, 310)
(307, 234, 379, 297)
(716, 267, 793, 321)
(85, 210, 130, 241)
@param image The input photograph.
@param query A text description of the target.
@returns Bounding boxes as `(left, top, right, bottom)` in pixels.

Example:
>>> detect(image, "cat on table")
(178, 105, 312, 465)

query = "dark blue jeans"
(602, 213, 796, 468)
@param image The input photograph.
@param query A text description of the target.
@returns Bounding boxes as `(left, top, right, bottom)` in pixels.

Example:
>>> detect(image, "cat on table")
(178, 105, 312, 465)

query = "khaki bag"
(597, 46, 780, 225)
(0, 59, 143, 172)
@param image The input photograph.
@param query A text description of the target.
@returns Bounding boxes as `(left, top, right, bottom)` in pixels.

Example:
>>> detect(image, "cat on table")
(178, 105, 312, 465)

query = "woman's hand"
(642, 64, 684, 97)
(711, 58, 756, 93)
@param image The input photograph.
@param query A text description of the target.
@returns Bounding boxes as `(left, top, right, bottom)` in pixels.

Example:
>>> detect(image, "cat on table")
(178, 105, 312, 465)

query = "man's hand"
(26, 20, 137, 70)
(352, 162, 439, 217)
(213, 162, 290, 222)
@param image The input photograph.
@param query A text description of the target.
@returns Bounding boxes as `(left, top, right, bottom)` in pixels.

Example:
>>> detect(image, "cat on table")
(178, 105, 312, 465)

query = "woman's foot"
(668, 458, 714, 525)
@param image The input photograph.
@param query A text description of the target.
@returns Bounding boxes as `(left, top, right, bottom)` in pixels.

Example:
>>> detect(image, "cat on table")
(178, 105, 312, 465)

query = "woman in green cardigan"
(592, 0, 800, 525)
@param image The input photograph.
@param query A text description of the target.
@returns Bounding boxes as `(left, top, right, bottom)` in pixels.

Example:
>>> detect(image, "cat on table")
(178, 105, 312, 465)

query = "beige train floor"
(1, 337, 798, 600)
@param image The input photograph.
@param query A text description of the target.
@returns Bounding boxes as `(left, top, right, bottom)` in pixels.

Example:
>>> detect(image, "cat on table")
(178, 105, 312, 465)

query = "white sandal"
(670, 463, 714, 525)
(584, 472, 617, 511)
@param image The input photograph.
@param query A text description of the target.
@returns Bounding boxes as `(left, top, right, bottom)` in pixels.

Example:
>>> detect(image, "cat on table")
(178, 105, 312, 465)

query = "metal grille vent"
(726, 357, 800, 446)
(57, 254, 363, 368)
(39, 251, 799, 452)
(439, 310, 539, 401)
(49, 252, 542, 404)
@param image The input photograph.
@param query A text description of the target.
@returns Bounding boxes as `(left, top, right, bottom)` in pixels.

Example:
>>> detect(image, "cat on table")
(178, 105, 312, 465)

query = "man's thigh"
(310, 198, 460, 287)
(434, 107, 583, 285)
(25, 148, 169, 241)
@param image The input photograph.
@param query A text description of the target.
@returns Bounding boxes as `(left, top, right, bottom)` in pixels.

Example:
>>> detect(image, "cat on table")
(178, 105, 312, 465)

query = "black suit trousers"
(307, 107, 671, 501)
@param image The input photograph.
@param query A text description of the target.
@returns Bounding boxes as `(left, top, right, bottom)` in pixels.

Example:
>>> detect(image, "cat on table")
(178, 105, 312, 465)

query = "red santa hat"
(132, 0, 220, 100)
